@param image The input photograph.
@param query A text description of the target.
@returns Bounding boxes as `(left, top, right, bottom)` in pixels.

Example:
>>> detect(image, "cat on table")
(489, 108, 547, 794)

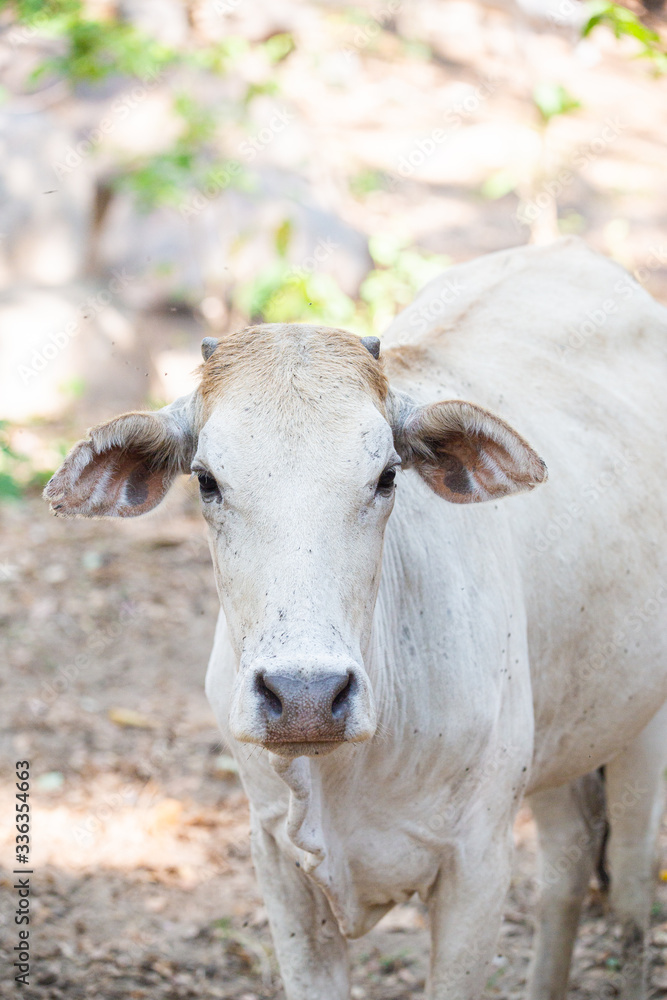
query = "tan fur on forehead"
(198, 324, 388, 415)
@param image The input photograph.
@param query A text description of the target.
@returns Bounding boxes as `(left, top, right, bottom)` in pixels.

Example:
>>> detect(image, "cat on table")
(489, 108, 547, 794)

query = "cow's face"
(45, 324, 546, 758)
(193, 329, 396, 755)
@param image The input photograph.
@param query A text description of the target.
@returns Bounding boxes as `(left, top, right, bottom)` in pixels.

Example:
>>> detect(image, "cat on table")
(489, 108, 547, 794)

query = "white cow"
(46, 237, 667, 1000)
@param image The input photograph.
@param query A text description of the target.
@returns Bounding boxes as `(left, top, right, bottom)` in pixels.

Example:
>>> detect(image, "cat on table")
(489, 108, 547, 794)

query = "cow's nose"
(255, 670, 355, 743)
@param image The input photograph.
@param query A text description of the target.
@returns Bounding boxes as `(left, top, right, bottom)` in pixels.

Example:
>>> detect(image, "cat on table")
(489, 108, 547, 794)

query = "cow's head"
(45, 325, 546, 757)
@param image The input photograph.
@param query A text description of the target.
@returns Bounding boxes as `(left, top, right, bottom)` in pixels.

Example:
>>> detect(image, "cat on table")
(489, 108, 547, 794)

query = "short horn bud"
(360, 336, 381, 360)
(201, 337, 218, 362)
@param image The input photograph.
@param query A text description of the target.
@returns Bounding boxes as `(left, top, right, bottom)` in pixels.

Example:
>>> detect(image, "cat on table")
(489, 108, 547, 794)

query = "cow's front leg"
(427, 820, 515, 1000)
(250, 819, 349, 1000)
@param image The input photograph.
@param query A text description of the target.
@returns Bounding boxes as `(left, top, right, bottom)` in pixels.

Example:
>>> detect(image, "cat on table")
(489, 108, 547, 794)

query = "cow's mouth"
(264, 739, 347, 758)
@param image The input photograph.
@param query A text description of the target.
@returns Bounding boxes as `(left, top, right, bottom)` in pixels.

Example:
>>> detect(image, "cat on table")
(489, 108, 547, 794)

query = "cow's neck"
(264, 472, 528, 936)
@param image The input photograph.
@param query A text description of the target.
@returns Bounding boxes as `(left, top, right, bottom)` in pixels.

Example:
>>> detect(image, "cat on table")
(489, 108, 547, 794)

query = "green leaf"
(0, 471, 22, 501)
(57, 375, 86, 399)
(275, 219, 293, 258)
(532, 82, 581, 122)
(263, 33, 295, 64)
(581, 1, 666, 72)
(349, 169, 389, 198)
(481, 170, 517, 200)
(244, 80, 280, 105)
(368, 233, 404, 267)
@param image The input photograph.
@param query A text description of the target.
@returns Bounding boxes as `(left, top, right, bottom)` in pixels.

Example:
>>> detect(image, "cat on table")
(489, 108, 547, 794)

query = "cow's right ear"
(44, 393, 199, 518)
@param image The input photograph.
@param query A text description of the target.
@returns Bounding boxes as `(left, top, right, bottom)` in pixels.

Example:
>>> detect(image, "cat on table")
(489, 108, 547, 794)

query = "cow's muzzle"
(258, 669, 354, 740)
(230, 657, 376, 756)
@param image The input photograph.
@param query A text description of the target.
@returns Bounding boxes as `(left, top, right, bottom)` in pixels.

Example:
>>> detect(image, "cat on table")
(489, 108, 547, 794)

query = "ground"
(1, 489, 666, 1000)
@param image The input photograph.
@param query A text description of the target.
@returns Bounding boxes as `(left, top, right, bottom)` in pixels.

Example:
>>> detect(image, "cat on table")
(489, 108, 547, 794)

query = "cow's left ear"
(390, 394, 547, 504)
(44, 393, 199, 518)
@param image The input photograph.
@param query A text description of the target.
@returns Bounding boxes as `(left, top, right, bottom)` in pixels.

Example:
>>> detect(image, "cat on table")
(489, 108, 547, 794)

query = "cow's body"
(381, 237, 667, 793)
(47, 237, 667, 999)
(206, 239, 667, 995)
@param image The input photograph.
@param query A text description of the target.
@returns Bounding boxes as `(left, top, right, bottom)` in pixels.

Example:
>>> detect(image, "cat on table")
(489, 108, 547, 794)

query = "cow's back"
(382, 238, 667, 791)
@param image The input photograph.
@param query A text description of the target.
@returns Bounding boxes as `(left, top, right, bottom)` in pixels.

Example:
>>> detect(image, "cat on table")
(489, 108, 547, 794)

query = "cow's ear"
(390, 393, 547, 504)
(44, 393, 199, 517)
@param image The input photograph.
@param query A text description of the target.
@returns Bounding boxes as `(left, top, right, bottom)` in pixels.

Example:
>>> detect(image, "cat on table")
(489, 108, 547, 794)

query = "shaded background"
(1, 0, 667, 997)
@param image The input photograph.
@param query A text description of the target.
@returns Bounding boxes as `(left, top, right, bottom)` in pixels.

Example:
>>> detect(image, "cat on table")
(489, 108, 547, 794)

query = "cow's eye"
(376, 466, 397, 496)
(197, 472, 221, 502)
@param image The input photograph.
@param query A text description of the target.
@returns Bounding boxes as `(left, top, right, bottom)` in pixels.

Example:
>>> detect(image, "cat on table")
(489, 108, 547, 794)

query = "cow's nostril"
(331, 672, 355, 718)
(256, 674, 283, 718)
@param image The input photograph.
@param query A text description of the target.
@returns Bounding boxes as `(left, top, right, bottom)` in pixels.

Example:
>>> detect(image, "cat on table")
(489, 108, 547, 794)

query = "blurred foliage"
(360, 234, 451, 334)
(558, 211, 586, 234)
(1, 0, 457, 405)
(377, 949, 414, 974)
(582, 0, 667, 73)
(484, 83, 581, 206)
(480, 169, 518, 200)
(114, 91, 241, 211)
(349, 169, 391, 199)
(234, 219, 356, 328)
(235, 225, 451, 336)
(238, 266, 357, 328)
(532, 82, 581, 122)
(0, 425, 23, 501)
(5, 0, 177, 80)
(263, 32, 296, 64)
(1, 0, 294, 210)
(58, 375, 87, 400)
(400, 38, 433, 62)
(0, 423, 57, 500)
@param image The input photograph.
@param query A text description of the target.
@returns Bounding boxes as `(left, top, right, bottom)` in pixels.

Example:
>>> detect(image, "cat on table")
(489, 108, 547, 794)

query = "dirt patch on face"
(198, 324, 388, 419)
